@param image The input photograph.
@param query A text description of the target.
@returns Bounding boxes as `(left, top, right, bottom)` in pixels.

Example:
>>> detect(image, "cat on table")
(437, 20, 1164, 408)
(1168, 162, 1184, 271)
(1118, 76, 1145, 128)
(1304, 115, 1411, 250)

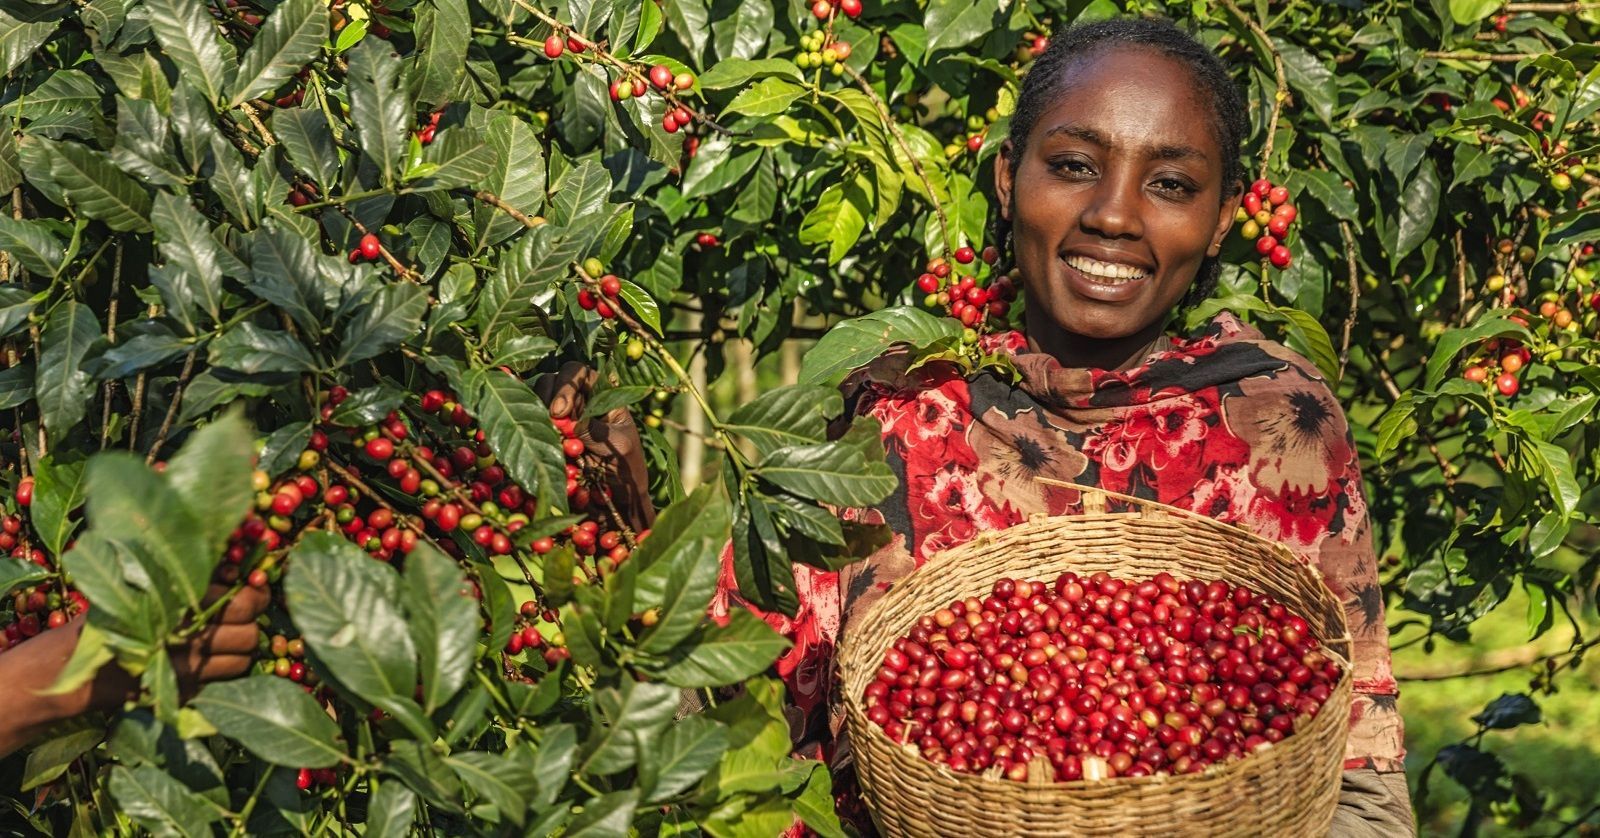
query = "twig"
(473, 191, 543, 228)
(1336, 221, 1361, 379)
(144, 350, 198, 465)
(1218, 0, 1290, 182)
(126, 307, 159, 451)
(843, 65, 953, 254)
(1373, 361, 1459, 488)
(1548, 803, 1600, 838)
(1502, 1, 1600, 11)
(100, 242, 124, 450)
(1422, 50, 1542, 62)
(1398, 637, 1596, 682)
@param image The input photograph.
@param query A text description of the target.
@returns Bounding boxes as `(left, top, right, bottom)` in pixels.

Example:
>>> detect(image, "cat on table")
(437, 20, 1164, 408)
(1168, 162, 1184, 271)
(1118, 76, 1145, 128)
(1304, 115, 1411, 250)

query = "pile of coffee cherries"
(1235, 178, 1298, 270)
(860, 571, 1341, 782)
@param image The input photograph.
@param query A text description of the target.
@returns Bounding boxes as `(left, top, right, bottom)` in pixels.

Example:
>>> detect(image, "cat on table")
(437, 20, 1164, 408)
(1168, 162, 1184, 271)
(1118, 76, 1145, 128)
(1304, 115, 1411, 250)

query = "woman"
(548, 17, 1411, 835)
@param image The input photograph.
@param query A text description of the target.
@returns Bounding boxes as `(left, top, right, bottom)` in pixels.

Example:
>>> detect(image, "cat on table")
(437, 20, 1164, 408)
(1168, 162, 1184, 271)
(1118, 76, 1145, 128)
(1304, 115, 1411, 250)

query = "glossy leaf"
(191, 677, 345, 768)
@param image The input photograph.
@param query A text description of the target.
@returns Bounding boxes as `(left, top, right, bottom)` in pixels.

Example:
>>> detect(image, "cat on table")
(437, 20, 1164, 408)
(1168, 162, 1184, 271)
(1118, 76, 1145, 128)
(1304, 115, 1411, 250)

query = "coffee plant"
(0, 0, 1593, 833)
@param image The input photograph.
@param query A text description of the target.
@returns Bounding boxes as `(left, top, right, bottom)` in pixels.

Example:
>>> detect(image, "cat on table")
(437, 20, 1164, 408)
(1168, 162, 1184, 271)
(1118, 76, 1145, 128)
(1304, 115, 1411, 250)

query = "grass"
(1394, 587, 1600, 836)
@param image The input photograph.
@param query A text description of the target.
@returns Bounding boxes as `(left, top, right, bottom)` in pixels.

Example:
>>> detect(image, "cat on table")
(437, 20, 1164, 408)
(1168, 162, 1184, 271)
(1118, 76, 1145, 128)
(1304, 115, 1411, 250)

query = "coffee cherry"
(599, 275, 622, 298)
(1269, 246, 1292, 269)
(563, 437, 586, 459)
(675, 72, 695, 91)
(15, 477, 32, 507)
(567, 36, 586, 53)
(811, 0, 831, 19)
(365, 437, 394, 460)
(543, 35, 564, 58)
(1254, 235, 1277, 255)
(1496, 372, 1520, 396)
(577, 289, 598, 311)
(954, 246, 976, 264)
(1267, 186, 1289, 206)
(840, 0, 862, 15)
(359, 234, 381, 260)
(649, 64, 674, 90)
(1463, 365, 1489, 383)
(917, 273, 939, 293)
(631, 78, 646, 98)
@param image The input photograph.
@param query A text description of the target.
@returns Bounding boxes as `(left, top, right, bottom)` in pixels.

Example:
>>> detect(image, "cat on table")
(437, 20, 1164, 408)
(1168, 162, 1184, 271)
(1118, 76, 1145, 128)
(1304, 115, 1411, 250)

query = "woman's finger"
(175, 654, 256, 685)
(187, 621, 262, 657)
(218, 582, 271, 624)
(547, 361, 596, 419)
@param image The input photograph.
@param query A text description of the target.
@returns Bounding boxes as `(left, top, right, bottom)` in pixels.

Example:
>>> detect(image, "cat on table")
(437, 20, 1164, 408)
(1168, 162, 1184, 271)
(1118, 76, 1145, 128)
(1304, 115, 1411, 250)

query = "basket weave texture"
(838, 483, 1353, 837)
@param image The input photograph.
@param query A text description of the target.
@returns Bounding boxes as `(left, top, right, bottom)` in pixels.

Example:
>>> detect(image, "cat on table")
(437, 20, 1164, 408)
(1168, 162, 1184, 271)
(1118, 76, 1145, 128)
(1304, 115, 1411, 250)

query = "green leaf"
(798, 177, 869, 264)
(444, 750, 536, 827)
(365, 782, 419, 837)
(21, 726, 102, 791)
(0, 217, 63, 276)
(580, 384, 652, 422)
(286, 532, 418, 708)
(0, 364, 31, 409)
(800, 306, 961, 386)
(35, 301, 99, 440)
(474, 225, 579, 342)
(30, 456, 85, 558)
(0, 558, 47, 599)
(191, 677, 345, 768)
(209, 323, 318, 374)
(258, 422, 312, 477)
(38, 139, 152, 232)
(272, 107, 340, 190)
(725, 385, 840, 459)
(756, 420, 895, 507)
(1278, 42, 1336, 124)
(1449, 0, 1501, 23)
(229, 0, 326, 107)
(642, 715, 728, 803)
(151, 192, 228, 324)
(924, 0, 1001, 53)
(472, 111, 546, 251)
(1283, 169, 1357, 222)
(107, 765, 220, 838)
(1390, 159, 1440, 264)
(335, 282, 426, 366)
(640, 610, 790, 688)
(581, 679, 680, 775)
(696, 58, 801, 89)
(86, 453, 212, 615)
(402, 544, 480, 713)
(0, 12, 57, 77)
(0, 286, 39, 338)
(661, 0, 708, 60)
(464, 369, 568, 515)
(419, 127, 495, 190)
(791, 763, 846, 838)
(1527, 439, 1581, 516)
(42, 619, 115, 695)
(347, 38, 410, 186)
(639, 484, 731, 653)
(549, 160, 611, 228)
(725, 78, 804, 117)
(90, 329, 192, 380)
(144, 0, 235, 106)
(59, 535, 164, 655)
(566, 789, 639, 838)
(1424, 316, 1530, 390)
(1472, 693, 1542, 729)
(410, 0, 469, 108)
(618, 278, 661, 335)
(711, 0, 768, 61)
(247, 224, 325, 334)
(163, 411, 255, 563)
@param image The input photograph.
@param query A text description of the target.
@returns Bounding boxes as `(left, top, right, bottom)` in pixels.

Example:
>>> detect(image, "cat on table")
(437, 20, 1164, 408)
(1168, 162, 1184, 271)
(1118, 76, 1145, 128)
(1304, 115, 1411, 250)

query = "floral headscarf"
(716, 312, 1404, 780)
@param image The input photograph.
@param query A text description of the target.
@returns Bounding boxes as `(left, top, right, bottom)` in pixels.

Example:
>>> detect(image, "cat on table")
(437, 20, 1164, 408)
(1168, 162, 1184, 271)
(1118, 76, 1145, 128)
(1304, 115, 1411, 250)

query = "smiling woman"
(702, 17, 1417, 837)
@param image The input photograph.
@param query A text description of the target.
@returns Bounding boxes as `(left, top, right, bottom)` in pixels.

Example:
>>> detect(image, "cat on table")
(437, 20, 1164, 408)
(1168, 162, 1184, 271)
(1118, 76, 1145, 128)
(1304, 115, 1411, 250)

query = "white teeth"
(1066, 255, 1149, 283)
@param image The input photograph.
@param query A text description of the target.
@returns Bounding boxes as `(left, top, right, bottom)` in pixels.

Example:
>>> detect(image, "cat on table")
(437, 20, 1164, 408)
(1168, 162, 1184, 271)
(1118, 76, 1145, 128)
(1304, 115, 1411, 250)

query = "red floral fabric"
(716, 312, 1404, 788)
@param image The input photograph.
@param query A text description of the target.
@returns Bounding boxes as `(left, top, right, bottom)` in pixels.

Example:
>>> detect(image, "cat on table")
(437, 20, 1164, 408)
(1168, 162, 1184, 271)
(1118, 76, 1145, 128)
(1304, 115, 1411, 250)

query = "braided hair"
(993, 18, 1249, 312)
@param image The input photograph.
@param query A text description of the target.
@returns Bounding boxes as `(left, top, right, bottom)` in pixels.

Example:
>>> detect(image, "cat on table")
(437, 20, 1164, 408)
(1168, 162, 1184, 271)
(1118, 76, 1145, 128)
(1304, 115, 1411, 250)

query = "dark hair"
(995, 17, 1249, 311)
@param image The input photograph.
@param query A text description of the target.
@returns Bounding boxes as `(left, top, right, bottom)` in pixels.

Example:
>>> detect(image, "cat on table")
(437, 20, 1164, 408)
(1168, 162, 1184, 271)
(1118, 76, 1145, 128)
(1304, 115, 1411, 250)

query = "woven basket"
(839, 481, 1352, 837)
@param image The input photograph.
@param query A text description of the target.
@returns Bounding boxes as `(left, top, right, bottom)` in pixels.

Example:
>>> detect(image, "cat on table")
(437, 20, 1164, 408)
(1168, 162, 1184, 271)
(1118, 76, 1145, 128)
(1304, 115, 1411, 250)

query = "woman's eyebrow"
(1041, 123, 1209, 163)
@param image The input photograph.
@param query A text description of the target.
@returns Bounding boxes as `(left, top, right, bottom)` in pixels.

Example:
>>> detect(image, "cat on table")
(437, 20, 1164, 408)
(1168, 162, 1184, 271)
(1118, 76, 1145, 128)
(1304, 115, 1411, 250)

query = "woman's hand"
(535, 361, 656, 533)
(0, 577, 270, 758)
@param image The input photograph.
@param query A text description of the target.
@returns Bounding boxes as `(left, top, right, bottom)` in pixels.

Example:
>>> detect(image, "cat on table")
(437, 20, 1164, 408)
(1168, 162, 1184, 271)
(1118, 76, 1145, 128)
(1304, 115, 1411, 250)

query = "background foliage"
(0, 0, 1594, 834)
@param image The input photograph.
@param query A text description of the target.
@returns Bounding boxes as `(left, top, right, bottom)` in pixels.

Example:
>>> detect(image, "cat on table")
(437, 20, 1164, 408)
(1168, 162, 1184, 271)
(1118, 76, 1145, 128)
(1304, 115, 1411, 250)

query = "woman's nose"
(1078, 172, 1144, 240)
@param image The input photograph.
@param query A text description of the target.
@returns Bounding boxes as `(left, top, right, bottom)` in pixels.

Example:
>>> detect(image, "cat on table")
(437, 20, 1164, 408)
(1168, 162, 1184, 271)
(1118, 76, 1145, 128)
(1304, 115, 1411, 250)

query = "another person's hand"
(535, 361, 657, 533)
(0, 576, 270, 758)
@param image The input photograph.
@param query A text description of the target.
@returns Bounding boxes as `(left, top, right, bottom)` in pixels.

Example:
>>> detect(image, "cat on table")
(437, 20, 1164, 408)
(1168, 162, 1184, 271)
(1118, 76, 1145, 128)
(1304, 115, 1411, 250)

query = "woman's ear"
(1209, 181, 1244, 257)
(994, 140, 1015, 221)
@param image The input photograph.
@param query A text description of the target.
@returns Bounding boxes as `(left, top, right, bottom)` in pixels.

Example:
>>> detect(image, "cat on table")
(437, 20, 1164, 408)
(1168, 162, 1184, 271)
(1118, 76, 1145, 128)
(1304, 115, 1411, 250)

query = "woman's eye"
(1050, 159, 1093, 175)
(1152, 178, 1195, 195)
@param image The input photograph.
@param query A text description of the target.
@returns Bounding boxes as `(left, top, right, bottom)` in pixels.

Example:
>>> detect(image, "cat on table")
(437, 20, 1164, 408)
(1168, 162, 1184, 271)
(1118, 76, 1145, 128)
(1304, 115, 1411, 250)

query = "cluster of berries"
(1234, 179, 1297, 270)
(862, 571, 1340, 782)
(915, 246, 1015, 331)
(795, 31, 853, 77)
(809, 0, 863, 21)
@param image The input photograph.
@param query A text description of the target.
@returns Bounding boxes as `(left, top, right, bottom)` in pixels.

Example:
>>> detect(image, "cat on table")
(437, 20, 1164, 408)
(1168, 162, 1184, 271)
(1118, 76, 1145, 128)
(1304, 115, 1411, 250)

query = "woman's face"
(995, 46, 1241, 342)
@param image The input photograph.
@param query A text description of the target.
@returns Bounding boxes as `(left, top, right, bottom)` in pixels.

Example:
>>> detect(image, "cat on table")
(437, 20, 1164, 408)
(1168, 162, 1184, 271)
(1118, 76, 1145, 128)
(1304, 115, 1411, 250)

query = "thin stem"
(1398, 637, 1597, 682)
(145, 350, 198, 465)
(100, 241, 124, 450)
(1336, 220, 1360, 380)
(1422, 50, 1543, 62)
(229, 765, 276, 837)
(843, 65, 953, 254)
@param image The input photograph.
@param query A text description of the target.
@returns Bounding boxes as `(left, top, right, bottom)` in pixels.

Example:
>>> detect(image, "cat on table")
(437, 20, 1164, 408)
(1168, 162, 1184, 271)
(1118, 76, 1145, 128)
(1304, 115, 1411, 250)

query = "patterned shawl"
(719, 312, 1404, 776)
